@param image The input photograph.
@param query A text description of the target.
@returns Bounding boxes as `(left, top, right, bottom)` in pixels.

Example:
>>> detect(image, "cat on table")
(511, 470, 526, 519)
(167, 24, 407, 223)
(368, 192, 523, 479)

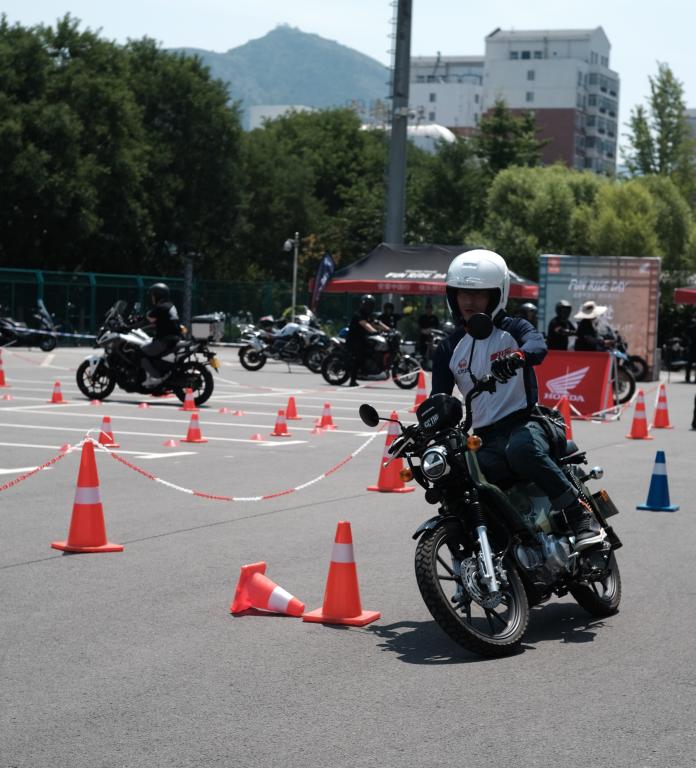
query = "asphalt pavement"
(1, 346, 695, 768)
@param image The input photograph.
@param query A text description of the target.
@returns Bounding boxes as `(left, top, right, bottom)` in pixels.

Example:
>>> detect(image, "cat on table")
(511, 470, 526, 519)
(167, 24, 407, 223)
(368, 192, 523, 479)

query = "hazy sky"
(4, 0, 695, 143)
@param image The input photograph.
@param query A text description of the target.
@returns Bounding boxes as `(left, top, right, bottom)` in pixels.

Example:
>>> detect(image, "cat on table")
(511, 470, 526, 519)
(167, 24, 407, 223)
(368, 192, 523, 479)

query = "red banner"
(535, 351, 613, 416)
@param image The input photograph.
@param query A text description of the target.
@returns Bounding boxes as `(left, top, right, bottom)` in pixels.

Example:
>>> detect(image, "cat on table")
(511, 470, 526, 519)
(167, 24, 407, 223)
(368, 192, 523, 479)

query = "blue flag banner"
(310, 252, 336, 311)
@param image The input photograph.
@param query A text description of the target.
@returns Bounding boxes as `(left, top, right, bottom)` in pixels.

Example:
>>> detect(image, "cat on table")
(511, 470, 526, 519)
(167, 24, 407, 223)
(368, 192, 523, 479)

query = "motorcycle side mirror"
(359, 404, 380, 428)
(466, 313, 494, 340)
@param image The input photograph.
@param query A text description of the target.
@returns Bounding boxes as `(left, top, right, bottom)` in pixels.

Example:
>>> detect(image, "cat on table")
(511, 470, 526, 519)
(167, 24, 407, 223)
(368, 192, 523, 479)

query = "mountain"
(175, 25, 389, 127)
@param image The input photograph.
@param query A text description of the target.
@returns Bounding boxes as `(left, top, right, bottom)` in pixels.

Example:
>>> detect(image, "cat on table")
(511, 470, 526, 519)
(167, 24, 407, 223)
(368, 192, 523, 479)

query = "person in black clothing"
(547, 300, 576, 350)
(345, 294, 388, 387)
(516, 302, 538, 328)
(141, 282, 182, 388)
(573, 301, 608, 352)
(417, 299, 440, 358)
(683, 317, 696, 383)
(378, 302, 401, 330)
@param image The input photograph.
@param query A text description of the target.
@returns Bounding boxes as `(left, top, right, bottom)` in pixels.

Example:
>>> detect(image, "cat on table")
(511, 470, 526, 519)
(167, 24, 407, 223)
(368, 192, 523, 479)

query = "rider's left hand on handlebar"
(490, 351, 525, 382)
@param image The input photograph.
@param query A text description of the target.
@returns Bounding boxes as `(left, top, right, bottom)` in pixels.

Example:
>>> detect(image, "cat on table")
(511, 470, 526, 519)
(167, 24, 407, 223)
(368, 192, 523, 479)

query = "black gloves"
(491, 351, 525, 382)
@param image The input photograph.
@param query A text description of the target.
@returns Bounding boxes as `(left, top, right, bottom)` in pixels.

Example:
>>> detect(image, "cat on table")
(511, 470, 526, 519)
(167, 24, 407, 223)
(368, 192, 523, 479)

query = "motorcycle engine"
(515, 533, 573, 585)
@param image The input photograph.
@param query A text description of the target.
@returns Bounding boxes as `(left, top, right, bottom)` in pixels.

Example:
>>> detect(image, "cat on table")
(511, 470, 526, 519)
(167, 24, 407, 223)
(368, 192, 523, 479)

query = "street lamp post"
(283, 232, 300, 318)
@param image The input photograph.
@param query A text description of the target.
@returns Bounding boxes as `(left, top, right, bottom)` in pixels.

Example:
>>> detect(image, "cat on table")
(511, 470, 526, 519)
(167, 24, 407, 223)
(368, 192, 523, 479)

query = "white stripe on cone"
(267, 585, 293, 613)
(74, 486, 101, 504)
(651, 464, 667, 475)
(331, 542, 355, 563)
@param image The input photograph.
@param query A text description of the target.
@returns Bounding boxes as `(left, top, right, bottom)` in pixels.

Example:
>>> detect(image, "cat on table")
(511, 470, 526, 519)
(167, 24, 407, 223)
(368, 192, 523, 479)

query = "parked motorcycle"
(75, 301, 219, 405)
(237, 320, 329, 372)
(613, 333, 648, 382)
(358, 312, 622, 658)
(321, 329, 421, 388)
(661, 336, 688, 372)
(0, 300, 58, 351)
(418, 322, 454, 371)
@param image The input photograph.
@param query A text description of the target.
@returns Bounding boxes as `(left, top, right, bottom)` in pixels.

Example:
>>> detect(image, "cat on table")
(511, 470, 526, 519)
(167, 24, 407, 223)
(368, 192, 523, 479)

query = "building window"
(588, 94, 597, 106)
(474, 93, 479, 103)
(586, 115, 596, 127)
(534, 50, 543, 59)
(527, 70, 535, 81)
(521, 50, 531, 59)
(429, 92, 436, 103)
(417, 75, 425, 83)
(510, 51, 519, 60)
(428, 112, 435, 121)
(526, 91, 534, 103)
(589, 73, 598, 85)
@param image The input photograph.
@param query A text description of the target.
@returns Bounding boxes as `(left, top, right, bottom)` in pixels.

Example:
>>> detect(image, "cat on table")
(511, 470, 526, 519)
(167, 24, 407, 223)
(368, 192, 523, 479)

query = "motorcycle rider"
(379, 301, 401, 330)
(573, 301, 609, 352)
(417, 299, 440, 359)
(547, 300, 576, 350)
(346, 294, 389, 387)
(141, 282, 182, 388)
(516, 302, 538, 328)
(431, 249, 604, 551)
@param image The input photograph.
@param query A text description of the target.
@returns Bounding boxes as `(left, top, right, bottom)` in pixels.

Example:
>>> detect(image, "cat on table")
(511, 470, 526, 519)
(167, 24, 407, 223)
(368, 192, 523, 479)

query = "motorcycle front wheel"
(76, 359, 116, 400)
(238, 345, 266, 371)
(392, 356, 421, 389)
(173, 362, 214, 406)
(627, 355, 648, 382)
(39, 334, 57, 352)
(321, 352, 350, 385)
(415, 523, 529, 657)
(569, 552, 621, 616)
(302, 344, 326, 374)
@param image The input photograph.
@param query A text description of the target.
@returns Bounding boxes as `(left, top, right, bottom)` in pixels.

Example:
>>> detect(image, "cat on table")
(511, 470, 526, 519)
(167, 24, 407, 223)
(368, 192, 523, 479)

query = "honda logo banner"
(536, 351, 613, 416)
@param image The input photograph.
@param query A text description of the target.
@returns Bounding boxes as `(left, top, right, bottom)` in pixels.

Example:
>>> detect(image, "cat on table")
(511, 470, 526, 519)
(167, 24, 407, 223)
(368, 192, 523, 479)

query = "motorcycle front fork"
(475, 525, 501, 595)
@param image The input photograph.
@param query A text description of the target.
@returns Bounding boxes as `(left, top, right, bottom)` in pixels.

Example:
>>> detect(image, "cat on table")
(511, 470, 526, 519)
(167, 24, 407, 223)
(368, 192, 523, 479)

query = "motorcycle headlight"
(420, 446, 450, 480)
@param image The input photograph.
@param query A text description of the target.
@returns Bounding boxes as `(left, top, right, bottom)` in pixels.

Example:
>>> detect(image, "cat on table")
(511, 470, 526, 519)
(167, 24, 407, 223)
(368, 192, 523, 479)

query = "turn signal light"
(466, 435, 482, 451)
(400, 468, 413, 482)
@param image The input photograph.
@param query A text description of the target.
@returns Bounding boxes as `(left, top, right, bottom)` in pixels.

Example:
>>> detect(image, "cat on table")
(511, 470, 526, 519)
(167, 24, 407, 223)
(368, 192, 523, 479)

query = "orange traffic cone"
(651, 383, 673, 429)
(409, 370, 428, 413)
(89, 399, 100, 406)
(319, 402, 337, 430)
(2, 393, 13, 400)
(138, 402, 150, 409)
(554, 396, 573, 440)
(626, 389, 653, 440)
(285, 396, 301, 420)
(98, 415, 120, 448)
(368, 411, 415, 493)
(47, 381, 66, 404)
(303, 521, 380, 626)
(0, 350, 8, 387)
(181, 412, 207, 443)
(162, 439, 179, 447)
(179, 388, 198, 411)
(232, 409, 245, 416)
(270, 409, 292, 437)
(230, 562, 305, 616)
(249, 433, 264, 441)
(51, 440, 123, 553)
(218, 407, 232, 414)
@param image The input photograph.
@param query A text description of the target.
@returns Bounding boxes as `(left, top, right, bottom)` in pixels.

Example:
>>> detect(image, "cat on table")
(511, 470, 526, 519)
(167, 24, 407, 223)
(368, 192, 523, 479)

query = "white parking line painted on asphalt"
(39, 354, 56, 367)
(0, 466, 52, 474)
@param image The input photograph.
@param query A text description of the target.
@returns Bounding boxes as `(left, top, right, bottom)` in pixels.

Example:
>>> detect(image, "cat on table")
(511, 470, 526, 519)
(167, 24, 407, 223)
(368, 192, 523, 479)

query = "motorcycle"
(612, 333, 648, 382)
(0, 300, 58, 351)
(75, 301, 219, 405)
(237, 320, 329, 372)
(321, 329, 421, 389)
(418, 322, 454, 371)
(358, 312, 622, 658)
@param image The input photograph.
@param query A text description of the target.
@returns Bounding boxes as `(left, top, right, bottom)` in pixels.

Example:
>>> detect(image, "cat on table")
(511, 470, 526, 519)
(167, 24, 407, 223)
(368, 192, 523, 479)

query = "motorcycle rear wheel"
(302, 344, 326, 374)
(569, 552, 621, 617)
(238, 346, 266, 371)
(321, 352, 350, 385)
(392, 356, 420, 389)
(39, 335, 57, 351)
(614, 367, 636, 404)
(173, 362, 214, 406)
(76, 359, 116, 400)
(415, 523, 529, 657)
(627, 355, 648, 382)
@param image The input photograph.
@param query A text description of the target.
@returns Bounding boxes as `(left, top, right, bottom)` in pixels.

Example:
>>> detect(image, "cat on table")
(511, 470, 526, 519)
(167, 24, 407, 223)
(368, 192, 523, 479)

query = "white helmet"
(445, 249, 510, 323)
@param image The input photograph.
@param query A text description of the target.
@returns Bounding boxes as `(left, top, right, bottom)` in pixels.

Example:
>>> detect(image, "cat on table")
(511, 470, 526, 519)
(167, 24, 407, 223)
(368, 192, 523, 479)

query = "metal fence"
(0, 267, 359, 341)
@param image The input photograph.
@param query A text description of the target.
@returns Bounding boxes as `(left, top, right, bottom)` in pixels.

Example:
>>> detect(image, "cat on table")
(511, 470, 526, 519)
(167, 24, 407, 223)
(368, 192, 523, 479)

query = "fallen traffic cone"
(98, 415, 120, 448)
(138, 402, 150, 409)
(303, 521, 380, 626)
(270, 409, 292, 437)
(2, 393, 13, 400)
(89, 399, 100, 406)
(162, 439, 179, 447)
(625, 389, 653, 440)
(218, 407, 232, 414)
(554, 396, 573, 440)
(232, 409, 245, 416)
(637, 450, 679, 511)
(230, 562, 305, 616)
(51, 440, 123, 553)
(409, 370, 428, 413)
(47, 381, 66, 404)
(181, 412, 207, 443)
(249, 433, 264, 441)
(179, 388, 198, 411)
(0, 350, 8, 387)
(285, 396, 301, 420)
(368, 411, 415, 493)
(310, 423, 323, 435)
(651, 383, 673, 429)
(319, 402, 337, 430)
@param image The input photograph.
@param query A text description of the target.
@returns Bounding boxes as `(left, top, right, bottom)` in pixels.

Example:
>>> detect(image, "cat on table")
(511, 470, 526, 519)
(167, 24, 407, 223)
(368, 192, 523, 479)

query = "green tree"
(473, 99, 547, 176)
(624, 63, 696, 204)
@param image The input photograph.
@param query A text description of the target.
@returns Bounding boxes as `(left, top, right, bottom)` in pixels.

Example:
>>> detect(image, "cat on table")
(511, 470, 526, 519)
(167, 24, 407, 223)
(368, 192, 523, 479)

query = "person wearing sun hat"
(573, 300, 608, 352)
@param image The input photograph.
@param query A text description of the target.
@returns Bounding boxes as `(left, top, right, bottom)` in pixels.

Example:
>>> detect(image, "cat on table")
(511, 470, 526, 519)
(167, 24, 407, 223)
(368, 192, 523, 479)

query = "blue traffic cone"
(636, 451, 679, 512)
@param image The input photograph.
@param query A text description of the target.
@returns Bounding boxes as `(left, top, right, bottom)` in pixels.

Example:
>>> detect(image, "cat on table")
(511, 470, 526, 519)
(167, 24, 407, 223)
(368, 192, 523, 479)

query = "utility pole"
(384, 0, 413, 245)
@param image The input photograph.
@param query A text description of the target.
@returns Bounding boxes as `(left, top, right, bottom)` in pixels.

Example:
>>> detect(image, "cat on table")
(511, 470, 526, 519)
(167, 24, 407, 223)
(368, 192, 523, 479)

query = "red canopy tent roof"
(322, 243, 538, 299)
(674, 287, 696, 305)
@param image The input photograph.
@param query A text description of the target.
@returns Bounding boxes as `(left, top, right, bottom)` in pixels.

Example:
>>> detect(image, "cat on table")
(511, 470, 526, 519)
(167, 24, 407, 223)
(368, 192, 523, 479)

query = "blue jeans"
(476, 410, 578, 510)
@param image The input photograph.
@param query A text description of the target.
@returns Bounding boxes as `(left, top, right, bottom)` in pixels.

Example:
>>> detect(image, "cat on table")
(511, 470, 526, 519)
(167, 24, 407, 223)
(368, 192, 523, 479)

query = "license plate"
(210, 357, 220, 370)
